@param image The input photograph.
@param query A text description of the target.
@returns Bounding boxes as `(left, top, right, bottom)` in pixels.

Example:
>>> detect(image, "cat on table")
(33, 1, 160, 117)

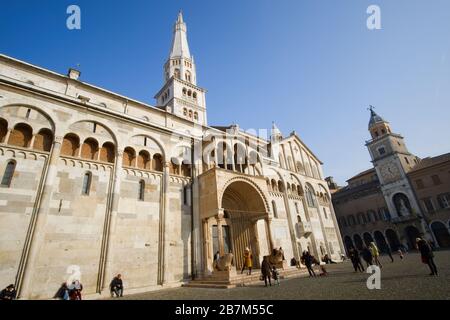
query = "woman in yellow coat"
(241, 247, 253, 275)
(370, 242, 383, 268)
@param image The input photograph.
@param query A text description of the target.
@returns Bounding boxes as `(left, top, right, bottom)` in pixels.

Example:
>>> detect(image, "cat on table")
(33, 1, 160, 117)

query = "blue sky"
(1, 0, 449, 184)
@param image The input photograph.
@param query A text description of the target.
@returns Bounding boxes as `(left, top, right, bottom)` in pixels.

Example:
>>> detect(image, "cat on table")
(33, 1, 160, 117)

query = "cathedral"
(0, 13, 344, 299)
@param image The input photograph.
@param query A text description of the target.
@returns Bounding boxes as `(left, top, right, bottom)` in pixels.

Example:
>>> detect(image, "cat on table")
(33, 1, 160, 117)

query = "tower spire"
(170, 10, 191, 59)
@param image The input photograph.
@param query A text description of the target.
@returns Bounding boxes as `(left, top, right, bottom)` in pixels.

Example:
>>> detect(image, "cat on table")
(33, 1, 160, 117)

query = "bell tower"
(155, 12, 207, 125)
(365, 107, 425, 233)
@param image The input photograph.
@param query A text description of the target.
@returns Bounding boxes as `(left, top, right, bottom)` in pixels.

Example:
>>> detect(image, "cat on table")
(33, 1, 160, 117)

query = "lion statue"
(214, 253, 234, 271)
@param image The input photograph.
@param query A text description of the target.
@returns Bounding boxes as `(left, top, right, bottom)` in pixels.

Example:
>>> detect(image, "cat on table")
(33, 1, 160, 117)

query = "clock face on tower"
(379, 162, 401, 184)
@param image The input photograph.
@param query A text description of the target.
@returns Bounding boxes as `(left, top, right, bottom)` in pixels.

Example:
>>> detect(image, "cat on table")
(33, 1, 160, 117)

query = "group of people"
(53, 274, 124, 300)
(348, 237, 438, 276)
(0, 284, 16, 300)
(260, 256, 281, 287)
(349, 242, 385, 272)
(300, 251, 328, 277)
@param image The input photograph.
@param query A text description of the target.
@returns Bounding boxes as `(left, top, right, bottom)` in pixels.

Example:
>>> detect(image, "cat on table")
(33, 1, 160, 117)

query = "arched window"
(100, 142, 115, 163)
(61, 134, 80, 157)
(138, 180, 145, 201)
(277, 181, 284, 193)
(33, 128, 53, 152)
(182, 88, 187, 95)
(291, 185, 297, 195)
(170, 157, 180, 175)
(0, 118, 8, 143)
(82, 172, 92, 195)
(185, 71, 191, 82)
(272, 200, 278, 218)
(137, 150, 151, 170)
(8, 123, 32, 148)
(152, 154, 163, 172)
(1, 161, 16, 187)
(193, 92, 197, 99)
(181, 160, 191, 177)
(305, 185, 316, 207)
(271, 179, 277, 192)
(183, 108, 187, 116)
(297, 185, 303, 196)
(123, 147, 136, 167)
(297, 215, 302, 223)
(81, 138, 99, 160)
(194, 112, 198, 120)
(174, 68, 180, 79)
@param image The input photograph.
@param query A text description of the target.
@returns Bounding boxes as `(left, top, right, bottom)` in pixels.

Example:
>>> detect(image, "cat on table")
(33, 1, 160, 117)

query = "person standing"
(370, 242, 383, 268)
(302, 251, 316, 277)
(416, 238, 438, 276)
(261, 256, 272, 287)
(0, 284, 16, 300)
(361, 246, 373, 267)
(110, 274, 124, 298)
(271, 266, 280, 285)
(241, 247, 253, 275)
(349, 248, 364, 272)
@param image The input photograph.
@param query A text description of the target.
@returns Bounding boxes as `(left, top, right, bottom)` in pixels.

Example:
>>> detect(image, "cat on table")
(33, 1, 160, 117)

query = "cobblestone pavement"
(116, 251, 450, 300)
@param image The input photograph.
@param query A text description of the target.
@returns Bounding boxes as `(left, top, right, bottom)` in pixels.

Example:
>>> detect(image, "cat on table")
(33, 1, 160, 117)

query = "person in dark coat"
(110, 274, 124, 297)
(0, 284, 16, 300)
(349, 248, 364, 272)
(302, 251, 316, 277)
(261, 256, 272, 287)
(361, 246, 373, 267)
(416, 238, 438, 276)
(54, 283, 70, 300)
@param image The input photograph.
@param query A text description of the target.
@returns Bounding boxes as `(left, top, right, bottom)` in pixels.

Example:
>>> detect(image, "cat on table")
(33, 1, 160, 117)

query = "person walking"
(416, 238, 438, 276)
(349, 248, 364, 272)
(271, 266, 280, 285)
(110, 274, 124, 298)
(370, 242, 383, 268)
(241, 247, 253, 275)
(302, 251, 316, 277)
(261, 256, 272, 287)
(0, 284, 16, 300)
(361, 246, 373, 267)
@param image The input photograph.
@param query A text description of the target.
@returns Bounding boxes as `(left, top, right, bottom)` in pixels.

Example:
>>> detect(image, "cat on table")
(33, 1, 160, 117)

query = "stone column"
(17, 136, 63, 298)
(101, 151, 123, 291)
(4, 129, 12, 144)
(158, 161, 170, 285)
(252, 220, 261, 268)
(216, 210, 225, 256)
(265, 217, 275, 251)
(29, 134, 36, 149)
(202, 218, 210, 272)
(282, 187, 301, 261)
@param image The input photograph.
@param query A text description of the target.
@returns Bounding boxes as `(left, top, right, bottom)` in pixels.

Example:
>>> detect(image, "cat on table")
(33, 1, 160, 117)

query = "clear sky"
(1, 0, 449, 184)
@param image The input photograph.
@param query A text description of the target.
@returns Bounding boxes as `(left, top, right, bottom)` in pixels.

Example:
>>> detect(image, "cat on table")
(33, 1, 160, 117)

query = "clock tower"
(365, 107, 424, 229)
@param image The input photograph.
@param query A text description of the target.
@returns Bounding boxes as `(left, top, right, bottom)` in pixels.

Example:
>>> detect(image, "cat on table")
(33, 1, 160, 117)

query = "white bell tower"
(155, 12, 207, 126)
